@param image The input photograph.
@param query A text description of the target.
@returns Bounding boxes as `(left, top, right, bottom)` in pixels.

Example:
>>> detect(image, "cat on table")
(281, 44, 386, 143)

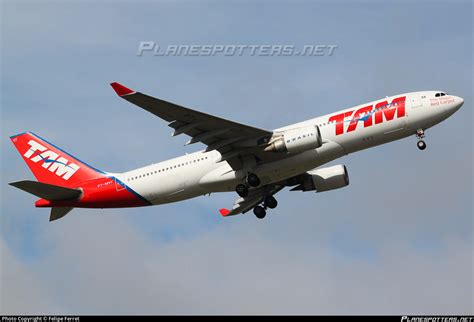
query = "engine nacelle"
(296, 165, 349, 192)
(265, 125, 322, 153)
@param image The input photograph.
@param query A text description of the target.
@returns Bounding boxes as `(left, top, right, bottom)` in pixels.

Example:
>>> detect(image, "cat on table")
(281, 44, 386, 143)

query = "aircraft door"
(410, 93, 422, 108)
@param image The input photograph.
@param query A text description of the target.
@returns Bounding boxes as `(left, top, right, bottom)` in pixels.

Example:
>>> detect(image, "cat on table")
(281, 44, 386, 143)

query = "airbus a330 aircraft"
(10, 83, 464, 221)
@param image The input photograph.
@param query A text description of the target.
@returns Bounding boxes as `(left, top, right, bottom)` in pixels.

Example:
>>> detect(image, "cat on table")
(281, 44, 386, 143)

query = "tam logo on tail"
(23, 140, 80, 180)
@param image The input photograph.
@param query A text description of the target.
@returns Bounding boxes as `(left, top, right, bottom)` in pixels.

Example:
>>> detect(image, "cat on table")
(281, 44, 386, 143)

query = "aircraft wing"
(219, 183, 285, 217)
(110, 82, 273, 167)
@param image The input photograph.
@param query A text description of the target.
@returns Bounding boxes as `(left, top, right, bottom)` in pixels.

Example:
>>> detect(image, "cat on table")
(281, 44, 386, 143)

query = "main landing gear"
(234, 173, 278, 219)
(253, 196, 278, 220)
(235, 172, 261, 198)
(235, 184, 249, 198)
(253, 205, 266, 219)
(247, 172, 260, 187)
(416, 129, 427, 150)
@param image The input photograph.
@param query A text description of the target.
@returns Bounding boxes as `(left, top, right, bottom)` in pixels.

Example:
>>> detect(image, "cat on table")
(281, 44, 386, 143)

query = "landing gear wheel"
(264, 196, 278, 209)
(417, 140, 426, 150)
(236, 184, 249, 197)
(253, 205, 266, 219)
(247, 173, 261, 187)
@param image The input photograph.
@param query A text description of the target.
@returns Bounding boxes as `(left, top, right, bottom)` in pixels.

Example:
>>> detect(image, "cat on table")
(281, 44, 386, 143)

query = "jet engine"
(292, 165, 349, 192)
(264, 125, 322, 153)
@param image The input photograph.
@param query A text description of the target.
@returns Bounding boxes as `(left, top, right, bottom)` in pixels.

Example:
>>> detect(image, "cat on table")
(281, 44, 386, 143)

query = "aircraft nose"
(445, 95, 464, 116)
(453, 96, 464, 111)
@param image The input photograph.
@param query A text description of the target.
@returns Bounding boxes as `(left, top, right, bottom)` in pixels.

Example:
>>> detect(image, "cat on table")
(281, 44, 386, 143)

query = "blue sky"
(1, 0, 472, 314)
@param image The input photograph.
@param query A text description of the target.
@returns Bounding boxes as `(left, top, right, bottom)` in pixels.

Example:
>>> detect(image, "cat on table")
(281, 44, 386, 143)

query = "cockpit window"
(435, 92, 447, 97)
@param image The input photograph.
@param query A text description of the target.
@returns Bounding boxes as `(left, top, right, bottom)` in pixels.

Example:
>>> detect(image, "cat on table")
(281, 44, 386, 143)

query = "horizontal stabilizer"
(9, 180, 82, 201)
(50, 207, 74, 221)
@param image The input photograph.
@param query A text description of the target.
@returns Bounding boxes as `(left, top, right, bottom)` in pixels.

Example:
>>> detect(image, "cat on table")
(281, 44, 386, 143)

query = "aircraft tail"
(9, 180, 80, 221)
(10, 132, 149, 221)
(10, 132, 104, 187)
(49, 207, 74, 221)
(9, 180, 82, 201)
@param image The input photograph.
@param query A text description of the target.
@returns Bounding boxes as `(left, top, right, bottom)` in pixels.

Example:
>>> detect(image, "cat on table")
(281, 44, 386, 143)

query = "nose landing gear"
(416, 129, 427, 150)
(417, 140, 427, 150)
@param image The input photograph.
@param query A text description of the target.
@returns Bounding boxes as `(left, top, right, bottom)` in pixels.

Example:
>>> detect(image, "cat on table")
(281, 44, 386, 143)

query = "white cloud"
(1, 211, 472, 315)
(0, 239, 63, 314)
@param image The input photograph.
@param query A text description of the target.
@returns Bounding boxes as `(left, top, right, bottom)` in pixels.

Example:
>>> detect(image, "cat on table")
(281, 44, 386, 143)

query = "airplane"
(9, 83, 464, 221)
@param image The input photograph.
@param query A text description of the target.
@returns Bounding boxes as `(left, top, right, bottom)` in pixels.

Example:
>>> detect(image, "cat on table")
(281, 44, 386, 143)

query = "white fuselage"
(116, 91, 463, 205)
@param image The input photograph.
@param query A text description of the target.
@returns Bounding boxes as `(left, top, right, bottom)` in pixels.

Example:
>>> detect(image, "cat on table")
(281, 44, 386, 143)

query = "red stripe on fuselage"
(35, 177, 149, 208)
